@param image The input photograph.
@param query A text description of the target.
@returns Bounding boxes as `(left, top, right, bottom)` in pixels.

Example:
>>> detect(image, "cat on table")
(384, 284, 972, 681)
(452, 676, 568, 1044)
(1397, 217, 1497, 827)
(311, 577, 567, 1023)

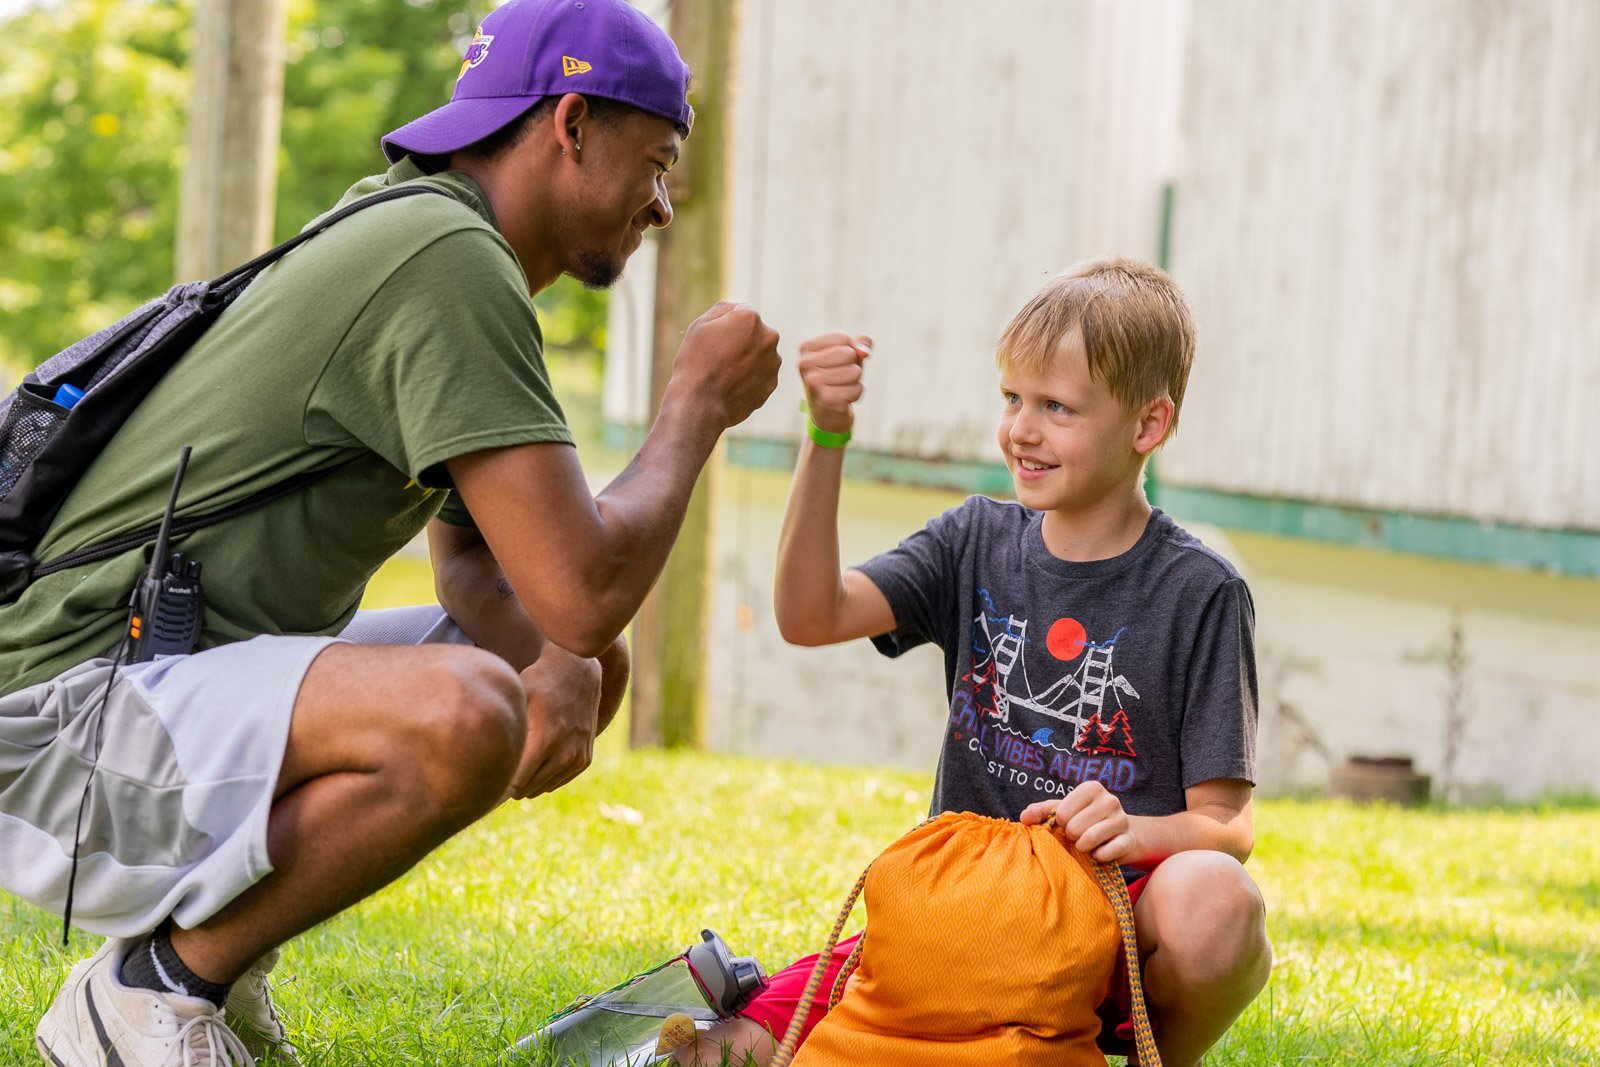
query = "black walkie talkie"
(126, 445, 205, 662)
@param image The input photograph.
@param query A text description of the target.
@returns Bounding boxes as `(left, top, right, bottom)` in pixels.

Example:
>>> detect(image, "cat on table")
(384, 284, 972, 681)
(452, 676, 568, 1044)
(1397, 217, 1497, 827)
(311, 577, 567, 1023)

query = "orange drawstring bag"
(773, 811, 1159, 1067)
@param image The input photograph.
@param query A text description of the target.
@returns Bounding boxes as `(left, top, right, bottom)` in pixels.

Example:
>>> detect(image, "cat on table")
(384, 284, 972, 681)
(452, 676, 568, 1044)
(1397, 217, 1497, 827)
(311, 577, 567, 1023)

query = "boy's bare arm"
(1021, 778, 1255, 868)
(774, 332, 897, 646)
(1130, 780, 1255, 864)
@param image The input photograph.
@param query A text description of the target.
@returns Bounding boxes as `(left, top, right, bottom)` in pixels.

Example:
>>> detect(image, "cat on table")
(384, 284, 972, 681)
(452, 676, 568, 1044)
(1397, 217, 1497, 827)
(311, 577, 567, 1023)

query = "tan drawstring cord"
(769, 815, 1162, 1067)
(1061, 820, 1162, 1067)
(768, 859, 873, 1067)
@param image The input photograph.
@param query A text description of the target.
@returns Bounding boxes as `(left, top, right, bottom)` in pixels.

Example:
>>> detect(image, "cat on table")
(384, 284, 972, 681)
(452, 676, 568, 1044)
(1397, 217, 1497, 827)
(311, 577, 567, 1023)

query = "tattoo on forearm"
(606, 454, 646, 491)
(496, 577, 515, 600)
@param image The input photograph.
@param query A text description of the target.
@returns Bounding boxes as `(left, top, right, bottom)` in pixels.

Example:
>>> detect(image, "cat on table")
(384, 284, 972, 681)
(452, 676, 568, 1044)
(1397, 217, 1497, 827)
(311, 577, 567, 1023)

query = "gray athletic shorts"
(0, 605, 470, 937)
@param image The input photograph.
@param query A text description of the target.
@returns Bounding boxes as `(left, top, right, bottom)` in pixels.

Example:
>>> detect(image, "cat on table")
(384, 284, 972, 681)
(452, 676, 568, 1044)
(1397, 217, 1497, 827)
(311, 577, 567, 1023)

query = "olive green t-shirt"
(0, 158, 570, 694)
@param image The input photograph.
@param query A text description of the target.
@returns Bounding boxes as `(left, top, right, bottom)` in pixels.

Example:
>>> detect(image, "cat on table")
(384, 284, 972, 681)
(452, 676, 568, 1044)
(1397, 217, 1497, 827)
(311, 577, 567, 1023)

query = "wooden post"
(176, 0, 289, 281)
(629, 0, 735, 749)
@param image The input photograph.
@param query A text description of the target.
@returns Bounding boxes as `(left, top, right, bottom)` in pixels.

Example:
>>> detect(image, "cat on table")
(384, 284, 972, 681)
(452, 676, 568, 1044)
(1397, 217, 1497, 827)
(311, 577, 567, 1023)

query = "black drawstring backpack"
(0, 183, 447, 605)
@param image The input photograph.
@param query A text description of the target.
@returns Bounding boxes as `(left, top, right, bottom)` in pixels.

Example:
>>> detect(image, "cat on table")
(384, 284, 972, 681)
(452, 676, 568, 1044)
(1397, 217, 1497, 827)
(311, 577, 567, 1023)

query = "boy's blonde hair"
(996, 257, 1196, 434)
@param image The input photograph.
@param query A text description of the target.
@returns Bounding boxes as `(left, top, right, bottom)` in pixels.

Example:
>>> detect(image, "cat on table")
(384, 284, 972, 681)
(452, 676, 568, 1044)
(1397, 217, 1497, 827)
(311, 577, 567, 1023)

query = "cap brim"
(381, 96, 544, 164)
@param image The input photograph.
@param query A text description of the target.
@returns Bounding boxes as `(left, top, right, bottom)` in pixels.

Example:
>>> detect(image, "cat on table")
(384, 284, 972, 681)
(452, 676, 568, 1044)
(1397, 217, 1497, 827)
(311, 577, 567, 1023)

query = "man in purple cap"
(18, 1, 779, 1063)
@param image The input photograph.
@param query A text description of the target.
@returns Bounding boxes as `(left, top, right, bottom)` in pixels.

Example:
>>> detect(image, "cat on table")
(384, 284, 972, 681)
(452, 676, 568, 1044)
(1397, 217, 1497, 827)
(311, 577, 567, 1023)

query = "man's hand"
(667, 302, 782, 430)
(507, 644, 603, 800)
(1021, 781, 1138, 865)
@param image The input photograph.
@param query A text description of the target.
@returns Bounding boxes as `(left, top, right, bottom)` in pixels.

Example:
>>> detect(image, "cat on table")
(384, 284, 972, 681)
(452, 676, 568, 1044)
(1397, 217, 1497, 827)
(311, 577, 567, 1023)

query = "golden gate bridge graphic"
(970, 605, 1139, 754)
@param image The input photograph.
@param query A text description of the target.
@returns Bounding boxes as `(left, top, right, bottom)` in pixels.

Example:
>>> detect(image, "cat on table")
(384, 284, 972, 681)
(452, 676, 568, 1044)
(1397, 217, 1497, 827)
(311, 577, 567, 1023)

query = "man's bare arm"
(446, 303, 779, 657)
(429, 519, 544, 668)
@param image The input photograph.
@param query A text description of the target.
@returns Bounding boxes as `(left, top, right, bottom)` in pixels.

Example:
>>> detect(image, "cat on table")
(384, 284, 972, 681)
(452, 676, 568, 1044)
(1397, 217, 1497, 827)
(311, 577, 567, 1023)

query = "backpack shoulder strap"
(209, 182, 457, 293)
(29, 464, 347, 582)
(4, 183, 461, 600)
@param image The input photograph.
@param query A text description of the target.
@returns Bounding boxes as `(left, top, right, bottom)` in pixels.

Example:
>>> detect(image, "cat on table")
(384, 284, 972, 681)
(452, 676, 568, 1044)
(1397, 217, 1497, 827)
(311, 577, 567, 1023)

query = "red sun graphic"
(1046, 617, 1086, 660)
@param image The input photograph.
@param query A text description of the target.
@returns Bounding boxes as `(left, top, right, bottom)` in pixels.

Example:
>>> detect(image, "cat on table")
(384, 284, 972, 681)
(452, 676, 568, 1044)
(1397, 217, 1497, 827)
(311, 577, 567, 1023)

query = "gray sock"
(118, 922, 231, 1009)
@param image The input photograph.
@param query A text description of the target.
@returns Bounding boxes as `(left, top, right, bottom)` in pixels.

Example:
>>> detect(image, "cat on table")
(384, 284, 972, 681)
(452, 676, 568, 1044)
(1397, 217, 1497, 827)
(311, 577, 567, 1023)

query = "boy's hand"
(1021, 781, 1136, 865)
(797, 332, 873, 433)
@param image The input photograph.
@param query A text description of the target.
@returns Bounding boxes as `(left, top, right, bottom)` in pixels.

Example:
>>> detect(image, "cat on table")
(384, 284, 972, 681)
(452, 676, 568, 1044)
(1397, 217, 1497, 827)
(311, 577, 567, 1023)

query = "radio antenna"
(148, 445, 192, 580)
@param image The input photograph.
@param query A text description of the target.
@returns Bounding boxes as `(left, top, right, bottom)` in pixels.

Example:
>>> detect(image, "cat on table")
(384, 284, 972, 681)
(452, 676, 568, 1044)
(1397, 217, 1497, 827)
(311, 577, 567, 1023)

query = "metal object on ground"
(513, 929, 767, 1066)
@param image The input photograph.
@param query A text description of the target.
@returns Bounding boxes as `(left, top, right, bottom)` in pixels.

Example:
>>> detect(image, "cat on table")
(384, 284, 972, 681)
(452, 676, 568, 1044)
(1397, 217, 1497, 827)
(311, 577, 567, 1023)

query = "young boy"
(696, 258, 1272, 1067)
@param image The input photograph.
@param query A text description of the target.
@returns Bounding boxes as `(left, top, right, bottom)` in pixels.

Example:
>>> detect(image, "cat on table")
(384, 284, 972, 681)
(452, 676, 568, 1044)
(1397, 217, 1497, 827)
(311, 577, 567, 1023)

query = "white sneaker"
(35, 938, 255, 1067)
(224, 949, 300, 1065)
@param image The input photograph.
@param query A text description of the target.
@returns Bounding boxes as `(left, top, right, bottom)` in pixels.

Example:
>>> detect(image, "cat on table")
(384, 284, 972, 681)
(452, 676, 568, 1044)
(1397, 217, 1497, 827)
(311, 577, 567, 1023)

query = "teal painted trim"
(725, 436, 1017, 496)
(602, 420, 646, 453)
(1152, 485, 1600, 578)
(605, 420, 1600, 576)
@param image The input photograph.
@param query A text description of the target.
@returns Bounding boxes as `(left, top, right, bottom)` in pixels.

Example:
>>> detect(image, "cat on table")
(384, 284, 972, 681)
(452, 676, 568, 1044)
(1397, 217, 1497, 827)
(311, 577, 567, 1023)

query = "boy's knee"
(1145, 852, 1271, 986)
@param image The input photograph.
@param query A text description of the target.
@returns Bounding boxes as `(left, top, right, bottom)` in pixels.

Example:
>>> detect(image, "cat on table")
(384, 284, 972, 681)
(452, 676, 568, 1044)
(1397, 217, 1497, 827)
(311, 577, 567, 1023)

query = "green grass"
(5, 747, 1597, 1064)
(8, 483, 1598, 1065)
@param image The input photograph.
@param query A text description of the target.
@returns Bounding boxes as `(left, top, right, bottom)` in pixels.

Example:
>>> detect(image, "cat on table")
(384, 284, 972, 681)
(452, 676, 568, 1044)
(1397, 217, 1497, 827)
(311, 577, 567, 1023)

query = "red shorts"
(741, 872, 1151, 1054)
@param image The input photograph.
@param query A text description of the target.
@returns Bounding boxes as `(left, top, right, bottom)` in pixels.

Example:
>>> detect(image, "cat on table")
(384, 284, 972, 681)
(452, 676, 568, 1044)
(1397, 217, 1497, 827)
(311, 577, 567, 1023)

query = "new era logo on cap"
(562, 55, 592, 76)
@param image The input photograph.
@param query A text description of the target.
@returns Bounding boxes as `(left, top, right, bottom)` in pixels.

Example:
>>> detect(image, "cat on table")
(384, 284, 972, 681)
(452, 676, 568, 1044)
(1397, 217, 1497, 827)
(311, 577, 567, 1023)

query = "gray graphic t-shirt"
(858, 498, 1258, 826)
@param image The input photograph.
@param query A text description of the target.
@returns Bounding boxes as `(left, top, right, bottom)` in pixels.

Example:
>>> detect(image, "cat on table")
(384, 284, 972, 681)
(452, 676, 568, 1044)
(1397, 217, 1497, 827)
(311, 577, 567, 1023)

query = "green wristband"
(806, 416, 852, 449)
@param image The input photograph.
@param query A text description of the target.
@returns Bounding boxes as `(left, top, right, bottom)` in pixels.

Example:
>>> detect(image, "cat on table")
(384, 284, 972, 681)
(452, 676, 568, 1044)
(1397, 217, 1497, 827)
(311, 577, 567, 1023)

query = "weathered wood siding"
(591, 1, 1600, 799)
(604, 0, 1189, 458)
(1159, 0, 1600, 530)
(605, 1, 1600, 534)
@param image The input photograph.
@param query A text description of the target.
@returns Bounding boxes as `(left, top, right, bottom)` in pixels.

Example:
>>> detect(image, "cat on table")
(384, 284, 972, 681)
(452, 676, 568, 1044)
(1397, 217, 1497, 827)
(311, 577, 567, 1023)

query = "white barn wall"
(1160, 0, 1600, 530)
(605, 0, 1191, 453)
(694, 474, 1600, 802)
(592, 2, 1600, 800)
(701, 471, 956, 776)
(1242, 533, 1600, 802)
(608, 0, 1600, 530)
(729, 0, 1188, 455)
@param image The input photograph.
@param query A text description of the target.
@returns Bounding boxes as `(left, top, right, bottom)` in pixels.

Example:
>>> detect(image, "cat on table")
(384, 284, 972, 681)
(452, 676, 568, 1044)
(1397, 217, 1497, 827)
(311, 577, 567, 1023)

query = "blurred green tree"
(0, 0, 610, 374)
(274, 0, 479, 242)
(0, 0, 189, 370)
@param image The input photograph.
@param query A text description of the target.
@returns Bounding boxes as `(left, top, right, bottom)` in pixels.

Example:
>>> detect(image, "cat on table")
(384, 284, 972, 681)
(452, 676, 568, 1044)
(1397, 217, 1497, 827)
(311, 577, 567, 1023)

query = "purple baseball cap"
(381, 0, 692, 164)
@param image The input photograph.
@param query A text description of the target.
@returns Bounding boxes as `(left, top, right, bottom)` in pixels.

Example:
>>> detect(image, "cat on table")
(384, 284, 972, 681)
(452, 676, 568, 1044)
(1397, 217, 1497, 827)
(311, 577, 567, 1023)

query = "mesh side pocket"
(0, 385, 68, 502)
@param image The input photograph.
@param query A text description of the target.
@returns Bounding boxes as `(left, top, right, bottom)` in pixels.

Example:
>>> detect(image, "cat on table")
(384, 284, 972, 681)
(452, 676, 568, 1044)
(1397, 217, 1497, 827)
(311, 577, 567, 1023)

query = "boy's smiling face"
(996, 328, 1161, 516)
